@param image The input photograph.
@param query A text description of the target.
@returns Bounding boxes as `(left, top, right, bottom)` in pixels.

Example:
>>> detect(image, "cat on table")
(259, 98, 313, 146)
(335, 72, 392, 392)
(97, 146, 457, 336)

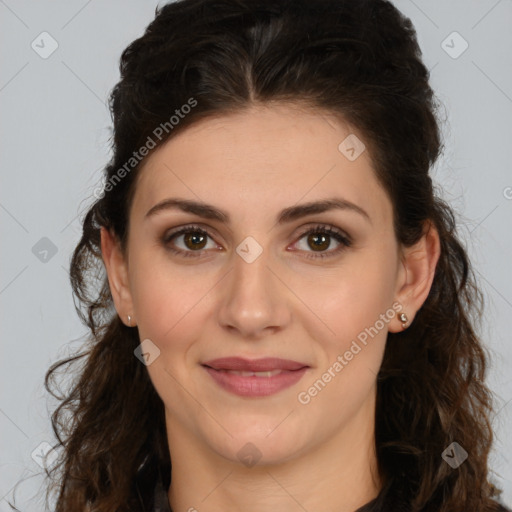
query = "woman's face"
(106, 103, 416, 466)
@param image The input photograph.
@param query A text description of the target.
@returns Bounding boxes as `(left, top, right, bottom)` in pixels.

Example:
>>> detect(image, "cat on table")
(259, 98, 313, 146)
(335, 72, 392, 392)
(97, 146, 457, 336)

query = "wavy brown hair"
(8, 0, 508, 511)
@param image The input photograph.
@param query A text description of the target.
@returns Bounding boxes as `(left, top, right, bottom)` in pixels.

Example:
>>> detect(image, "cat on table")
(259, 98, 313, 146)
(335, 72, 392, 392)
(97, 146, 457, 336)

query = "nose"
(216, 243, 292, 339)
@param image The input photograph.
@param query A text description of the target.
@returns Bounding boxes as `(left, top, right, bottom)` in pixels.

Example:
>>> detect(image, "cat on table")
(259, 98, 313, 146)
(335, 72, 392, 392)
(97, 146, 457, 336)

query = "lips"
(201, 357, 309, 397)
(202, 357, 308, 372)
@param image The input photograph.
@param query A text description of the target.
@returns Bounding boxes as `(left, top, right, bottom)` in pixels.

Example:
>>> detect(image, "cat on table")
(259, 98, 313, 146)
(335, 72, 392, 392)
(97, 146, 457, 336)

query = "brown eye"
(183, 231, 208, 250)
(293, 225, 352, 260)
(162, 225, 218, 258)
(307, 232, 330, 252)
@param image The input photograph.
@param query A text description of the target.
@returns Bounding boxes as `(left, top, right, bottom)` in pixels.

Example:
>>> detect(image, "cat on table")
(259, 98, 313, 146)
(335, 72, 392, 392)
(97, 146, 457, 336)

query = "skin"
(101, 103, 440, 512)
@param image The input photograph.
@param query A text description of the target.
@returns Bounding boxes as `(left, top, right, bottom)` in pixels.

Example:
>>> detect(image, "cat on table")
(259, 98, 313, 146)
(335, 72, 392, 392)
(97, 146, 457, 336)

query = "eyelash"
(161, 224, 352, 260)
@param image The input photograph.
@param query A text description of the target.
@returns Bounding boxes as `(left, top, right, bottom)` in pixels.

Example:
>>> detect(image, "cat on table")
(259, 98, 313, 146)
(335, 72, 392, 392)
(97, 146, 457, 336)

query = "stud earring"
(127, 315, 132, 327)
(399, 312, 409, 329)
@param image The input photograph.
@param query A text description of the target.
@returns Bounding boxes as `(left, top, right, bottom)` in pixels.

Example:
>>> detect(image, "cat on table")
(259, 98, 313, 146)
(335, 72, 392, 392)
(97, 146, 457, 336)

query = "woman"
(25, 0, 510, 511)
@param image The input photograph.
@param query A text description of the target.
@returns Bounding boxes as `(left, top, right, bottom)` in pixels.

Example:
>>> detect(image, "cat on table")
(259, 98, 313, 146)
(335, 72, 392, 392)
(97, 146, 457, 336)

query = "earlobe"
(100, 227, 134, 326)
(390, 221, 441, 333)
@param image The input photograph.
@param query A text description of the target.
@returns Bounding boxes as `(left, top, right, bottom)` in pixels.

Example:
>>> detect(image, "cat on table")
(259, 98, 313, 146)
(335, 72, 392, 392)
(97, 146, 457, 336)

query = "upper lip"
(202, 357, 308, 372)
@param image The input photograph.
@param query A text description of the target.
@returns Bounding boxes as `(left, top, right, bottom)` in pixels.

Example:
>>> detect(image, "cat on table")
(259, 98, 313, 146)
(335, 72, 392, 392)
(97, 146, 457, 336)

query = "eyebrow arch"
(145, 197, 371, 225)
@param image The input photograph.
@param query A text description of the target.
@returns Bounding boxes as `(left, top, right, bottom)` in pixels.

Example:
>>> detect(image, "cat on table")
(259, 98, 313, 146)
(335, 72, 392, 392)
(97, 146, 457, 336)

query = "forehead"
(131, 103, 393, 227)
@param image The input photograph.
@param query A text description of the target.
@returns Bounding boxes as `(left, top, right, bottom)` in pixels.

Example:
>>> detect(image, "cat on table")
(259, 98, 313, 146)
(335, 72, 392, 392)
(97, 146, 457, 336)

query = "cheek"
(130, 257, 217, 405)
(293, 247, 398, 348)
(129, 249, 213, 344)
(293, 253, 396, 421)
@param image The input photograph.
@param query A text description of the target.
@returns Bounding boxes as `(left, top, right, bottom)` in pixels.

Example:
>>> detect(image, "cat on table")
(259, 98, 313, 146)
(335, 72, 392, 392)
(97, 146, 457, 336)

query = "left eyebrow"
(145, 197, 371, 225)
(277, 198, 371, 225)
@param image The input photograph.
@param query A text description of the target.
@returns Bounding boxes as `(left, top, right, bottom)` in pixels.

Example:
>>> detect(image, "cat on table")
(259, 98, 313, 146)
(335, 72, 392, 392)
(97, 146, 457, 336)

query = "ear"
(100, 226, 135, 327)
(389, 220, 441, 333)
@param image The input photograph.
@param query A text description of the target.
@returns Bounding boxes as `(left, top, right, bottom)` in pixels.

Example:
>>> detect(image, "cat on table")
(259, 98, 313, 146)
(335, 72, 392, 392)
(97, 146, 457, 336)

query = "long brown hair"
(8, 0, 507, 510)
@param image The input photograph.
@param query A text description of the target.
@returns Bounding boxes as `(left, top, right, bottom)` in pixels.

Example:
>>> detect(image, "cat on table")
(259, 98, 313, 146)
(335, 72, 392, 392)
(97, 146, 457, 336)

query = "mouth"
(201, 357, 309, 397)
(202, 356, 308, 372)
(210, 369, 285, 377)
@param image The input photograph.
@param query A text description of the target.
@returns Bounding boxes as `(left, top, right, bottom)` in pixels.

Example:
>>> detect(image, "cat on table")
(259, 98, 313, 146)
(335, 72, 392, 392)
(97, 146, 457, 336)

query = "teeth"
(223, 369, 283, 377)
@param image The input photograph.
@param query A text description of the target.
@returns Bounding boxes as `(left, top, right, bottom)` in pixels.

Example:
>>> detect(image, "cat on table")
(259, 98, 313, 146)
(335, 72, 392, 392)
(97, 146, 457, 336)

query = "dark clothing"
(136, 459, 512, 512)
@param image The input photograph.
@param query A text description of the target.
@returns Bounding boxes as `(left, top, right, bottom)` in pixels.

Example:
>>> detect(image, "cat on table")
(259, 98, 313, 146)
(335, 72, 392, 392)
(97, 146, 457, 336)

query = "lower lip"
(203, 366, 308, 397)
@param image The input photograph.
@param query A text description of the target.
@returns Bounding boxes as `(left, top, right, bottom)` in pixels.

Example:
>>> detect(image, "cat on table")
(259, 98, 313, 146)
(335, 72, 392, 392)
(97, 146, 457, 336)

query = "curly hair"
(8, 0, 508, 511)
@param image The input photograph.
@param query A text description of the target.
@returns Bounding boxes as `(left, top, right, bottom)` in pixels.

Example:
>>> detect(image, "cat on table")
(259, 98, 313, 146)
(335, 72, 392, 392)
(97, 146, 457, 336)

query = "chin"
(206, 422, 310, 468)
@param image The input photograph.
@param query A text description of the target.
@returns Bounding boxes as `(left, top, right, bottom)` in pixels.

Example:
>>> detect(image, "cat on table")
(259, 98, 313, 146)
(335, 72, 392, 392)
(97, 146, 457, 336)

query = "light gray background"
(1, 0, 511, 509)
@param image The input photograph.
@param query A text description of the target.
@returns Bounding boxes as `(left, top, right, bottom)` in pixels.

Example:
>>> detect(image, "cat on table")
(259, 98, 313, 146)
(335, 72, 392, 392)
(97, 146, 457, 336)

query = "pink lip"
(202, 357, 307, 372)
(202, 357, 309, 397)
